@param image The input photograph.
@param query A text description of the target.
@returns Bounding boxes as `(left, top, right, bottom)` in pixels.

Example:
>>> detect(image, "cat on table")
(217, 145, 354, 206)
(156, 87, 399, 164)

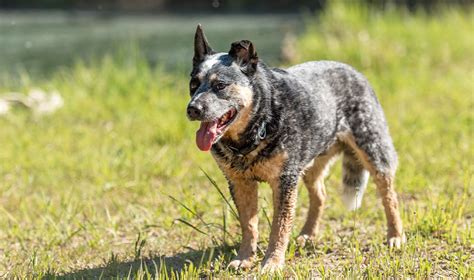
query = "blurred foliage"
(0, 14, 298, 83)
(0, 0, 471, 12)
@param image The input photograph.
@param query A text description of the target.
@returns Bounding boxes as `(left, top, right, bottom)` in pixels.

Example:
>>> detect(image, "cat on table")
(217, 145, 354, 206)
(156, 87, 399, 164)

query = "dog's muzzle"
(187, 103, 203, 120)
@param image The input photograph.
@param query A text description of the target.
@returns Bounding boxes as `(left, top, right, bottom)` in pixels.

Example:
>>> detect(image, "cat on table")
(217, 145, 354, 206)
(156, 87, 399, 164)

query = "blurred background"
(0, 0, 470, 80)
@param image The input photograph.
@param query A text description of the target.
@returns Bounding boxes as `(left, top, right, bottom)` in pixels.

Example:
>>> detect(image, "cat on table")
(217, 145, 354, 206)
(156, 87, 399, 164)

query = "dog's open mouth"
(196, 108, 237, 151)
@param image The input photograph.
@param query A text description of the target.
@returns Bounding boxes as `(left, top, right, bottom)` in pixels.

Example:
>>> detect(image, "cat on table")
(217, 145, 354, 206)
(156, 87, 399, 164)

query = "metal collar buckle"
(257, 121, 267, 140)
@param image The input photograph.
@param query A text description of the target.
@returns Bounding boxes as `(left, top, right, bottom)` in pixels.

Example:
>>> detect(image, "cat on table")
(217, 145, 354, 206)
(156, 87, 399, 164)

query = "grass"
(0, 3, 473, 279)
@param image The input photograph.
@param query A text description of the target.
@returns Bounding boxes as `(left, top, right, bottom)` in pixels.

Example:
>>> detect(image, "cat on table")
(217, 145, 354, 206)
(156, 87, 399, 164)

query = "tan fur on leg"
(261, 179, 298, 272)
(373, 174, 405, 248)
(297, 178, 325, 246)
(227, 178, 259, 270)
(338, 132, 405, 248)
(297, 145, 340, 246)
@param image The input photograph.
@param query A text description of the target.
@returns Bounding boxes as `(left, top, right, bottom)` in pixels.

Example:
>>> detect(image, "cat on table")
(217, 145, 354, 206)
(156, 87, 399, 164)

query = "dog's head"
(187, 24, 259, 151)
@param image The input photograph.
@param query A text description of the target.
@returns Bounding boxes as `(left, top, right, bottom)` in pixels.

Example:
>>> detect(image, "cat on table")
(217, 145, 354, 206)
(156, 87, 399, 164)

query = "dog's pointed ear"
(229, 40, 258, 75)
(193, 24, 214, 67)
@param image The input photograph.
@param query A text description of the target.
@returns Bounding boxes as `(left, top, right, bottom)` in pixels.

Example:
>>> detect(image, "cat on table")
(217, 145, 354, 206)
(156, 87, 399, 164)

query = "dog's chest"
(213, 150, 288, 185)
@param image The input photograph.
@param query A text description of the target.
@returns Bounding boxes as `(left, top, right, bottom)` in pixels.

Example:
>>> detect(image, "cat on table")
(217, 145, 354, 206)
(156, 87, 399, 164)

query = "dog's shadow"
(48, 245, 236, 279)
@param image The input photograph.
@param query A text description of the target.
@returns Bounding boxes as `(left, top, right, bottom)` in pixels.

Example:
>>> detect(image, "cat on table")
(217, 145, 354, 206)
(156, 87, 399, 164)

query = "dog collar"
(226, 121, 267, 157)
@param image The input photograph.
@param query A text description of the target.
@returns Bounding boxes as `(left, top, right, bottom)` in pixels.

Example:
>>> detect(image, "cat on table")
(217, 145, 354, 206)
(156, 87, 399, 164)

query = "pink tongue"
(196, 120, 219, 151)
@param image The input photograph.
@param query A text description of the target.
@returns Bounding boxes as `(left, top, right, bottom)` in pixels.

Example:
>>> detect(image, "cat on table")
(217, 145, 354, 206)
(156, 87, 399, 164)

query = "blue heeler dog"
(186, 25, 405, 272)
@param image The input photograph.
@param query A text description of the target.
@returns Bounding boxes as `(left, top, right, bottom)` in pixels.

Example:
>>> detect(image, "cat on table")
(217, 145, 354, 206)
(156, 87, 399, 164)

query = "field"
(0, 3, 472, 279)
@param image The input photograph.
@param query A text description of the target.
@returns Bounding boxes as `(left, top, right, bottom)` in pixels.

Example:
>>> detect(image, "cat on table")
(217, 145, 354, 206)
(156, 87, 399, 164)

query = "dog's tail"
(341, 150, 369, 210)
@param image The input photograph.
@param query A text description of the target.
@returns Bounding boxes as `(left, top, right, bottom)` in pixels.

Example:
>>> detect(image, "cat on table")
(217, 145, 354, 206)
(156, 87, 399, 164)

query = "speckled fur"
(187, 25, 405, 272)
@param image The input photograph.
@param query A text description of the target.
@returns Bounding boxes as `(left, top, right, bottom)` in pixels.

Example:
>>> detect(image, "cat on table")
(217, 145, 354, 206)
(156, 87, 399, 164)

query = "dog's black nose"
(187, 104, 202, 120)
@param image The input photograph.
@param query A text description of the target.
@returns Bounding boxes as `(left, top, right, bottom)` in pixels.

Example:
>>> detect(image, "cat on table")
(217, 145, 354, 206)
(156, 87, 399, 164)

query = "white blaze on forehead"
(200, 52, 227, 74)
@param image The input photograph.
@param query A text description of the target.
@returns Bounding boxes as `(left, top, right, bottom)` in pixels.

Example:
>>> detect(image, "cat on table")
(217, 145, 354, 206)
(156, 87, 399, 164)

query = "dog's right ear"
(229, 40, 258, 75)
(193, 24, 214, 67)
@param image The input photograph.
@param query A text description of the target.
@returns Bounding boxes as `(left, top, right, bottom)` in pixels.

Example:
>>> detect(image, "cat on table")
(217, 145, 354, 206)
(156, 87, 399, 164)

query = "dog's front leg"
(227, 178, 259, 270)
(262, 173, 298, 272)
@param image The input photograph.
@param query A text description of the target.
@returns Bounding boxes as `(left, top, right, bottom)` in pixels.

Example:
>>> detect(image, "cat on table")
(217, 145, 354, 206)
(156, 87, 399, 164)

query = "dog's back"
(286, 60, 397, 209)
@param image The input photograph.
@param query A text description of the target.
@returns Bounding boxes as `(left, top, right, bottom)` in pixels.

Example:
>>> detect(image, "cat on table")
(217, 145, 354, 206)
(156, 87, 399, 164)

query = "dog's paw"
(261, 257, 284, 274)
(388, 233, 406, 249)
(296, 234, 311, 247)
(227, 258, 254, 270)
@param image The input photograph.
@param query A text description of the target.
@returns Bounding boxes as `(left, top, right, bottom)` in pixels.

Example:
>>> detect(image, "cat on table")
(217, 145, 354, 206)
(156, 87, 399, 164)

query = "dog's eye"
(214, 82, 227, 91)
(190, 80, 200, 95)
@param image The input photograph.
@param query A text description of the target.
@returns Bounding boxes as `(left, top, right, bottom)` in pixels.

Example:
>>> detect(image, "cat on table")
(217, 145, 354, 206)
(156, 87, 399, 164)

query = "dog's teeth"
(218, 110, 234, 126)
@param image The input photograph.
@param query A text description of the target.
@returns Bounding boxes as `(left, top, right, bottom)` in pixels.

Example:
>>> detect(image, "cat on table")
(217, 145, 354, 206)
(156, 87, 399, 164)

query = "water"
(0, 11, 302, 79)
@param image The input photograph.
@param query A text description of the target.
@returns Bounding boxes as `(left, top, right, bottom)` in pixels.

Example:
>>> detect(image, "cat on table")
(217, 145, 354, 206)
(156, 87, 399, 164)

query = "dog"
(186, 25, 405, 272)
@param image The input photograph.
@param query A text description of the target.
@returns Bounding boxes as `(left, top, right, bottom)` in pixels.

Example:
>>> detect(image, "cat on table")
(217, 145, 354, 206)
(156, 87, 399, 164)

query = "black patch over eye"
(214, 82, 227, 91)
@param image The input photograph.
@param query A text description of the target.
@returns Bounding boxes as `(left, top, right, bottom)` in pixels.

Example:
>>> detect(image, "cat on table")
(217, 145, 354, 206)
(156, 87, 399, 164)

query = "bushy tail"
(341, 150, 369, 210)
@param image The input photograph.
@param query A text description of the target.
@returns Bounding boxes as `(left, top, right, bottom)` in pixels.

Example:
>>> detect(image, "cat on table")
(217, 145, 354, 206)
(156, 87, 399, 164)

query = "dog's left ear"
(193, 24, 215, 67)
(229, 40, 258, 75)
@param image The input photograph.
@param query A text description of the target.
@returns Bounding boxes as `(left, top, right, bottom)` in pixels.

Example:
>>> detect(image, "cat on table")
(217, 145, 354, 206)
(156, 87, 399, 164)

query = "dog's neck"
(216, 64, 279, 157)
(221, 119, 268, 157)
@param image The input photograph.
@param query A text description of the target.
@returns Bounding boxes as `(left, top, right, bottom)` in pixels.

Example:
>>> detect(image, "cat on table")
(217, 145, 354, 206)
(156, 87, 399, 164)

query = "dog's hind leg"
(339, 132, 405, 248)
(341, 148, 369, 211)
(297, 146, 340, 247)
(227, 178, 259, 270)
